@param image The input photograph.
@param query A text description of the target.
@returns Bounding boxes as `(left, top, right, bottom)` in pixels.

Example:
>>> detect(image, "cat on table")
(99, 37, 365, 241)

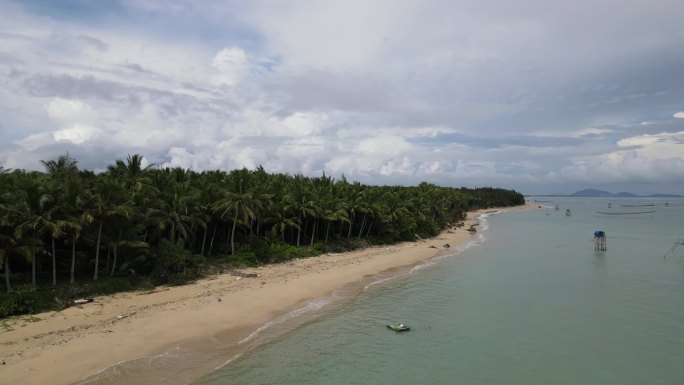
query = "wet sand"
(0, 205, 535, 385)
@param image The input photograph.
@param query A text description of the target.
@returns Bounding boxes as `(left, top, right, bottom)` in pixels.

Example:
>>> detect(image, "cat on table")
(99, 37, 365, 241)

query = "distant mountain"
(528, 189, 681, 197)
(569, 189, 616, 197)
(565, 189, 680, 198)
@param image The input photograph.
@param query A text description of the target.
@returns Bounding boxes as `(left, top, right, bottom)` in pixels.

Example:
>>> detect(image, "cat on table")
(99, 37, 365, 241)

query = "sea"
(79, 198, 684, 385)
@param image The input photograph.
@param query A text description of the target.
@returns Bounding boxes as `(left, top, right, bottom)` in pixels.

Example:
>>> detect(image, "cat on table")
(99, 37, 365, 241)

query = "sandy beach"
(0, 205, 534, 385)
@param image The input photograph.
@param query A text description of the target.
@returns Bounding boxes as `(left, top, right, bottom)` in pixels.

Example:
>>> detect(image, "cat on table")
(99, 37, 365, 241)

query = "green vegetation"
(0, 154, 523, 317)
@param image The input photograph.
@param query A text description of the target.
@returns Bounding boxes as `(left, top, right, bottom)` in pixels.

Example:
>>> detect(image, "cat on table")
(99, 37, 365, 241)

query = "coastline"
(0, 205, 535, 385)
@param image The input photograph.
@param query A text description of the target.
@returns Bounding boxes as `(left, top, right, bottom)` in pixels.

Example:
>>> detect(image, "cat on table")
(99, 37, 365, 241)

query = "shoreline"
(0, 205, 536, 385)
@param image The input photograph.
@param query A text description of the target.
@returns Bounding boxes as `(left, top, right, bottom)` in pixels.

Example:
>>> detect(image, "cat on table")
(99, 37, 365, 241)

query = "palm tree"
(84, 176, 133, 280)
(213, 169, 258, 255)
(13, 173, 61, 285)
(0, 170, 20, 291)
(61, 178, 88, 284)
(285, 175, 316, 246)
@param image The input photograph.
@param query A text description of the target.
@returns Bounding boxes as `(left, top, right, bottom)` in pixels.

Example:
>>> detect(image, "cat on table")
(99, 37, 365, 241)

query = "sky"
(1, 0, 684, 195)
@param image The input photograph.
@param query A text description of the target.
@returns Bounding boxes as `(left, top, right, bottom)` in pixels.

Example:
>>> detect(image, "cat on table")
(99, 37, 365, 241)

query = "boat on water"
(387, 322, 410, 332)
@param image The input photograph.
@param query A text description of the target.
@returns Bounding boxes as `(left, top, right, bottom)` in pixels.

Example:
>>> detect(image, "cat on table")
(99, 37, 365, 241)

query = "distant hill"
(570, 188, 617, 197)
(561, 189, 681, 198)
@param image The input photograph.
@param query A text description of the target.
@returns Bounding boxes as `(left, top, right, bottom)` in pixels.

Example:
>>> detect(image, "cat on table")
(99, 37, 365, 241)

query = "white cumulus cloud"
(47, 98, 96, 123)
(211, 47, 248, 87)
(53, 124, 101, 145)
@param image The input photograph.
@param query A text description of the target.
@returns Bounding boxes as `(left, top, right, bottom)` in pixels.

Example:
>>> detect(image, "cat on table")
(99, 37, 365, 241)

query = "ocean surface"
(193, 198, 684, 385)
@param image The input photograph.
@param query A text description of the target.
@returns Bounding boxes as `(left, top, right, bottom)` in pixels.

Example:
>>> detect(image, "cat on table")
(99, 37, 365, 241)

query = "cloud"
(547, 131, 684, 184)
(2, 1, 684, 195)
(211, 47, 248, 87)
(47, 98, 96, 123)
(53, 124, 101, 145)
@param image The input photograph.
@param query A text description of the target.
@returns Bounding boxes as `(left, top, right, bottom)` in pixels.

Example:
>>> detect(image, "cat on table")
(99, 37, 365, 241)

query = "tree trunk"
(111, 229, 121, 276)
(70, 232, 76, 284)
(365, 218, 374, 237)
(93, 221, 103, 280)
(208, 224, 217, 257)
(231, 206, 238, 255)
(358, 213, 367, 238)
(31, 245, 36, 286)
(200, 224, 208, 256)
(52, 237, 57, 286)
(297, 215, 302, 246)
(110, 244, 118, 276)
(310, 220, 317, 246)
(5, 256, 11, 293)
(105, 244, 111, 274)
(325, 221, 331, 243)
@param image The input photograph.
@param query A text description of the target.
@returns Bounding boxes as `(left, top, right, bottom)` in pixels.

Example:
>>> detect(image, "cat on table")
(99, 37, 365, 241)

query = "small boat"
(387, 322, 410, 332)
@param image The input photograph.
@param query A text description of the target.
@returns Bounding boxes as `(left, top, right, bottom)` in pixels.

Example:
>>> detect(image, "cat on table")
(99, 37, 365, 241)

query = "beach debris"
(73, 298, 94, 305)
(225, 269, 260, 278)
(443, 243, 450, 248)
(115, 311, 136, 320)
(467, 225, 477, 233)
(429, 245, 437, 249)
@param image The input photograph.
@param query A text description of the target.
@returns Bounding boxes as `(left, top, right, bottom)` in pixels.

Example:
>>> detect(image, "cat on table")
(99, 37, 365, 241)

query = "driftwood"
(73, 298, 94, 305)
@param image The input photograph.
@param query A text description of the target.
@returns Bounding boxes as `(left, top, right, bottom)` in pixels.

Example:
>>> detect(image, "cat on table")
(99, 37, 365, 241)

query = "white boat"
(387, 322, 410, 332)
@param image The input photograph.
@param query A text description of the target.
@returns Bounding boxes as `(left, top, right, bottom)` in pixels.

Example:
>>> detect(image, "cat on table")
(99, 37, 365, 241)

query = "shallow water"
(194, 198, 684, 385)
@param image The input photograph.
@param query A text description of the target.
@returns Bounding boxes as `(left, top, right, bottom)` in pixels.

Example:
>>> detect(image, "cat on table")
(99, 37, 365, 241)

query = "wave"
(238, 298, 332, 344)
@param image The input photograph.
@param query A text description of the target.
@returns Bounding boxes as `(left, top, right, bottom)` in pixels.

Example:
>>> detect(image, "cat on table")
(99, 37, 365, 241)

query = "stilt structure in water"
(663, 239, 684, 258)
(565, 209, 571, 216)
(594, 230, 606, 251)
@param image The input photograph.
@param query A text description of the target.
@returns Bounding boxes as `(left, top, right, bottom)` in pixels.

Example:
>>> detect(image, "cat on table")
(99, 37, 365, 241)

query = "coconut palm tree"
(13, 173, 62, 285)
(213, 169, 259, 255)
(284, 174, 316, 247)
(84, 176, 133, 280)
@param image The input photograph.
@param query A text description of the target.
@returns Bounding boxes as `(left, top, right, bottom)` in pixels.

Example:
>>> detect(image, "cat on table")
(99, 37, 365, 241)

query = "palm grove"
(0, 154, 524, 315)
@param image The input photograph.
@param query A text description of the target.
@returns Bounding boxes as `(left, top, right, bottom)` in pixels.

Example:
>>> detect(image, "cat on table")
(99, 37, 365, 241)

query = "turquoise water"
(195, 198, 684, 385)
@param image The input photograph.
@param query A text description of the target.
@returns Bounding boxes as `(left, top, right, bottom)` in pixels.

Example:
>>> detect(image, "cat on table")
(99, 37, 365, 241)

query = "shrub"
(150, 240, 204, 285)
(227, 251, 259, 267)
(0, 285, 46, 317)
(267, 243, 320, 262)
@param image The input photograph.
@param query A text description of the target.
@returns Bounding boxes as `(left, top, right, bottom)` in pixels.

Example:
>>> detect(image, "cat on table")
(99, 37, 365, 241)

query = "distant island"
(530, 188, 682, 198)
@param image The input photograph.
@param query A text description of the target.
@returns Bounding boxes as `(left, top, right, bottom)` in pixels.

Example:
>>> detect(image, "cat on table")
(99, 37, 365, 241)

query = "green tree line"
(0, 154, 523, 314)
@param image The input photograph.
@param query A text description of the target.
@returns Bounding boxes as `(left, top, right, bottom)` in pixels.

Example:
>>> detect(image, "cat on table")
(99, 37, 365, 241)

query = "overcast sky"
(1, 0, 684, 195)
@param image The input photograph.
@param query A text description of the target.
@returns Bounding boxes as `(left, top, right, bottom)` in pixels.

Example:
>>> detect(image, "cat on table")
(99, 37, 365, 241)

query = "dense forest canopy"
(0, 154, 523, 315)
